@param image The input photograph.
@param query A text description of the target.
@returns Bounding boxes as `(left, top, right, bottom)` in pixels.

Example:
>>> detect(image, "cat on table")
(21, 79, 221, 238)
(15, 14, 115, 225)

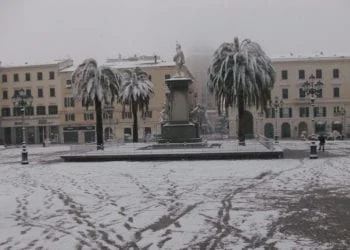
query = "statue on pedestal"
(173, 42, 185, 77)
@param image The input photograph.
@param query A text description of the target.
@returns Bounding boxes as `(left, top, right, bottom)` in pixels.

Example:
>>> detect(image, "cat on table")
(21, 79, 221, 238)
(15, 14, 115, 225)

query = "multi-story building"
(2, 54, 348, 145)
(228, 55, 350, 139)
(0, 59, 73, 145)
(58, 56, 196, 144)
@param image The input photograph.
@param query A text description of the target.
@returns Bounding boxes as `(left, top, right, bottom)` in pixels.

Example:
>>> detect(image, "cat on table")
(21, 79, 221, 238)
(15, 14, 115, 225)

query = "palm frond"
(72, 58, 121, 108)
(207, 36, 275, 113)
(119, 67, 154, 113)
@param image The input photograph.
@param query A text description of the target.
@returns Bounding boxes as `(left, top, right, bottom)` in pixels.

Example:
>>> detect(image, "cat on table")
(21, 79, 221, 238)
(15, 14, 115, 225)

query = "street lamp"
(12, 88, 33, 164)
(104, 105, 114, 141)
(302, 74, 323, 159)
(256, 111, 264, 137)
(270, 96, 283, 143)
(339, 107, 346, 138)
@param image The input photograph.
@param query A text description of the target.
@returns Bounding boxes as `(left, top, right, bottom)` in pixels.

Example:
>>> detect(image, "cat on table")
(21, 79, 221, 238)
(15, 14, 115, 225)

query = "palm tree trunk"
(132, 101, 138, 142)
(95, 96, 104, 150)
(238, 92, 245, 146)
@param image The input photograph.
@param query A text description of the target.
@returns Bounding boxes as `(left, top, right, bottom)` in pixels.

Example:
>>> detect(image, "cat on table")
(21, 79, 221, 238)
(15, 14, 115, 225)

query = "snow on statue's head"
(176, 42, 181, 51)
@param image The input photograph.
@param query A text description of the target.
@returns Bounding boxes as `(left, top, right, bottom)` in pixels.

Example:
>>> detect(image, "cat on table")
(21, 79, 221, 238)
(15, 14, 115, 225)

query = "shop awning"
(316, 121, 325, 125)
(333, 121, 341, 124)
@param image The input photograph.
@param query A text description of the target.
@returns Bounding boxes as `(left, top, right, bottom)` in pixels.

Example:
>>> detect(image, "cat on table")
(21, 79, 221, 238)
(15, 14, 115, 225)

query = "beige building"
(2, 54, 348, 145)
(0, 57, 196, 145)
(227, 55, 350, 139)
(0, 59, 73, 145)
(57, 56, 196, 144)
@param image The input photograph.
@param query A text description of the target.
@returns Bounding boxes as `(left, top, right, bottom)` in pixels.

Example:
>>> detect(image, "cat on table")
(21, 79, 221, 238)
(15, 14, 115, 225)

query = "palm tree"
(120, 67, 154, 142)
(208, 37, 275, 145)
(72, 58, 121, 150)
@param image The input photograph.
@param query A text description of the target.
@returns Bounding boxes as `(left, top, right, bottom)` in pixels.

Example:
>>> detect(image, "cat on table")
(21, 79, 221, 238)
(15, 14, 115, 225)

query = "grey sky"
(1, 0, 349, 65)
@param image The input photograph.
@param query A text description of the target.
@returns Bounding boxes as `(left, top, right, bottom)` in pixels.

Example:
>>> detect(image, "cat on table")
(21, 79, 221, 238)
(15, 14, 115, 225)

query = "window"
(3, 90, 8, 100)
(1, 108, 10, 117)
(282, 89, 288, 99)
(333, 69, 339, 78)
(2, 74, 7, 83)
(49, 88, 55, 97)
(48, 105, 58, 115)
(49, 71, 55, 80)
(25, 106, 34, 116)
(65, 113, 75, 121)
(103, 110, 113, 119)
(14, 73, 19, 82)
(333, 87, 340, 98)
(317, 89, 323, 98)
(64, 97, 75, 107)
(316, 69, 322, 79)
(122, 111, 132, 119)
(25, 73, 31, 81)
(148, 75, 152, 81)
(299, 88, 306, 98)
(38, 88, 43, 97)
(281, 70, 288, 80)
(143, 110, 152, 118)
(37, 72, 43, 80)
(84, 112, 94, 120)
(314, 107, 326, 117)
(298, 70, 305, 80)
(334, 106, 341, 116)
(280, 107, 292, 118)
(66, 80, 72, 88)
(265, 108, 275, 118)
(36, 106, 46, 115)
(145, 127, 152, 136)
(124, 128, 131, 135)
(299, 107, 309, 117)
(26, 89, 31, 97)
(165, 74, 171, 80)
(13, 107, 23, 116)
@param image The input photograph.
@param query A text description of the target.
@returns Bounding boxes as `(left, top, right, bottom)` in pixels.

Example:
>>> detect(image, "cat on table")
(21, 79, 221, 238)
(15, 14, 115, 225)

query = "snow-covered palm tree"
(72, 58, 121, 150)
(120, 67, 154, 142)
(208, 37, 275, 145)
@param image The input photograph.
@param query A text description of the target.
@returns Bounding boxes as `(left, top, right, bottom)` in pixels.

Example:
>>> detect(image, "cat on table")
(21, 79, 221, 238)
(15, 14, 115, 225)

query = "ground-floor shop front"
(0, 125, 60, 146)
(0, 117, 61, 146)
(61, 125, 95, 144)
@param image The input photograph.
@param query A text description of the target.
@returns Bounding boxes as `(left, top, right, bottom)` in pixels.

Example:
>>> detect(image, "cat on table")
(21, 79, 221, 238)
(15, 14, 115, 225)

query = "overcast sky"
(1, 0, 350, 65)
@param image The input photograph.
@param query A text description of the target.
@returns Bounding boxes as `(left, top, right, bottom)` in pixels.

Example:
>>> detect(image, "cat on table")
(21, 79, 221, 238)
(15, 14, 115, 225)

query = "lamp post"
(270, 96, 283, 143)
(339, 107, 346, 139)
(12, 88, 33, 164)
(104, 105, 114, 141)
(302, 74, 323, 159)
(257, 111, 264, 137)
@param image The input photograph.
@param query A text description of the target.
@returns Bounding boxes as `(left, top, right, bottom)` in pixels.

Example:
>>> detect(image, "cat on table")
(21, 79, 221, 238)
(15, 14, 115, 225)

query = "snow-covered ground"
(0, 140, 349, 249)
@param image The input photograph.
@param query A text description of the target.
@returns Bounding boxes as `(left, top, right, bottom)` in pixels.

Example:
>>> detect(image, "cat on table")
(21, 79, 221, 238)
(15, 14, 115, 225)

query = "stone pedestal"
(160, 77, 201, 143)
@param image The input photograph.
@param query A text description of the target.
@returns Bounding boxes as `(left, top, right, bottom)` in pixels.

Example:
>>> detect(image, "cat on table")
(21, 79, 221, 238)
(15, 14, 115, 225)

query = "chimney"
(154, 55, 157, 64)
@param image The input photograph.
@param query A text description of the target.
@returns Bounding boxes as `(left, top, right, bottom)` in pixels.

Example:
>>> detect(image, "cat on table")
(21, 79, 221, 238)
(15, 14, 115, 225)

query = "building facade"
(0, 59, 73, 145)
(0, 57, 196, 145)
(2, 54, 348, 145)
(227, 55, 350, 139)
(57, 57, 196, 144)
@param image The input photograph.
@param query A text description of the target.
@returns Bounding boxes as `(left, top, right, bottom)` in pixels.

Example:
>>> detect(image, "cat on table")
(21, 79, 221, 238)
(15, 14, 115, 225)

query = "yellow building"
(58, 56, 196, 144)
(3, 54, 347, 145)
(227, 55, 350, 139)
(0, 59, 73, 145)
